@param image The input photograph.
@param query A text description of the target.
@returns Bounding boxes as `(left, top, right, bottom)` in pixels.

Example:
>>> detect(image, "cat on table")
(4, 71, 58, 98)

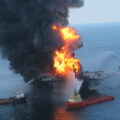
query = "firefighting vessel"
(65, 71, 115, 109)
(66, 95, 114, 109)
(0, 90, 26, 105)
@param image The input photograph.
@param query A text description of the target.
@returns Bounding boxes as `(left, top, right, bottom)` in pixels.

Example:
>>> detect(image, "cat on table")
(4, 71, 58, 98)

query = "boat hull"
(12, 97, 27, 104)
(66, 95, 114, 109)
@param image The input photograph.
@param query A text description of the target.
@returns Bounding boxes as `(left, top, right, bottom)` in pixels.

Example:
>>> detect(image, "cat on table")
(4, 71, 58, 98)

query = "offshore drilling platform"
(0, 0, 118, 95)
(0, 0, 116, 108)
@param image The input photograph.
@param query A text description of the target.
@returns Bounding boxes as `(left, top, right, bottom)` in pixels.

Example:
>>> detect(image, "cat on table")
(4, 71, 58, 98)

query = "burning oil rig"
(0, 1, 116, 108)
(0, 0, 110, 90)
(0, 0, 116, 90)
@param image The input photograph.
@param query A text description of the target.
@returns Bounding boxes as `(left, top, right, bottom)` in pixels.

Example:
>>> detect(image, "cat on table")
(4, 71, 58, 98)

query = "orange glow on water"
(54, 107, 76, 120)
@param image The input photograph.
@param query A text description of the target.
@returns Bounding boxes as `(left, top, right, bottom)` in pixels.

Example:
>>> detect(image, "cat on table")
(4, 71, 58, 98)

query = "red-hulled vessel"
(66, 95, 114, 109)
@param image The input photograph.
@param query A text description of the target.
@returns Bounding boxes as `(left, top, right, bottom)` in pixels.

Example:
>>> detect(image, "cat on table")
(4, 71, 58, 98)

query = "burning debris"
(0, 0, 84, 81)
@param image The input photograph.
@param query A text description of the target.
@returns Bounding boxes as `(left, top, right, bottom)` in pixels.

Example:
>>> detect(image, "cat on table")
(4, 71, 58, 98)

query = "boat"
(66, 95, 114, 109)
(0, 90, 26, 105)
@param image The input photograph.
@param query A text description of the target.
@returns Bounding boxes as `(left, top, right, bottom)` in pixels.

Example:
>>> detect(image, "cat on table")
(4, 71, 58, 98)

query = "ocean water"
(0, 23, 120, 120)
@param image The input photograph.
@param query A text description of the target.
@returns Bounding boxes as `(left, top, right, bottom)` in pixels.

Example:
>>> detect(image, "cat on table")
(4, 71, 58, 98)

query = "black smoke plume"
(0, 0, 83, 81)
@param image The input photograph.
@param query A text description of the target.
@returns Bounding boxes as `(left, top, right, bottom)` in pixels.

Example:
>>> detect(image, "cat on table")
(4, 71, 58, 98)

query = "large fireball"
(52, 25, 81, 76)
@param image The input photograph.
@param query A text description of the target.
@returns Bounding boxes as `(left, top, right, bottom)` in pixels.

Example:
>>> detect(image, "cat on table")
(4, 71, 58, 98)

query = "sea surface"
(0, 23, 120, 120)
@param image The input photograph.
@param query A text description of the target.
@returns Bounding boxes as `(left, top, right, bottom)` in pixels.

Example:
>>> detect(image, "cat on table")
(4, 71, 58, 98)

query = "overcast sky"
(69, 0, 120, 24)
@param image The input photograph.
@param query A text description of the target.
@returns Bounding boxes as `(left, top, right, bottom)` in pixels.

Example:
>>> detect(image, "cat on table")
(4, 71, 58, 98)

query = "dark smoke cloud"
(0, 0, 83, 81)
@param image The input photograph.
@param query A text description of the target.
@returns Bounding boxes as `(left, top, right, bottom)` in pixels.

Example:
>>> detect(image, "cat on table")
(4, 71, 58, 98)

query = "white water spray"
(65, 72, 83, 96)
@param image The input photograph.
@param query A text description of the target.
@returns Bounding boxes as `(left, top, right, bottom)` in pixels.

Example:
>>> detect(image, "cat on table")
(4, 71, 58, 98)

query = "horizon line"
(70, 21, 120, 26)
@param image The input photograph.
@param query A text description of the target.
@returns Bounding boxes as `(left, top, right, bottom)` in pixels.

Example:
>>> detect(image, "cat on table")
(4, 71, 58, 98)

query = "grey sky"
(69, 0, 120, 24)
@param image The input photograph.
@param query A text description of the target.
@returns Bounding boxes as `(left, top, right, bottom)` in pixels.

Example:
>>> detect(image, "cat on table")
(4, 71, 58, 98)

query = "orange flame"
(59, 27, 80, 42)
(52, 25, 80, 76)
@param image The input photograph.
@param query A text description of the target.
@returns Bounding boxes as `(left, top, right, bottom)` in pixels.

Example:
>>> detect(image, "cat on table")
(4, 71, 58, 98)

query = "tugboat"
(66, 71, 115, 109)
(66, 95, 114, 109)
(12, 90, 26, 104)
(0, 90, 26, 105)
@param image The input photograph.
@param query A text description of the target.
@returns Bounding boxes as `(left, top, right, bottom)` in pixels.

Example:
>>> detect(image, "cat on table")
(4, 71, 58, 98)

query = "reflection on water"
(34, 85, 77, 120)
(54, 107, 76, 120)
(26, 88, 77, 120)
